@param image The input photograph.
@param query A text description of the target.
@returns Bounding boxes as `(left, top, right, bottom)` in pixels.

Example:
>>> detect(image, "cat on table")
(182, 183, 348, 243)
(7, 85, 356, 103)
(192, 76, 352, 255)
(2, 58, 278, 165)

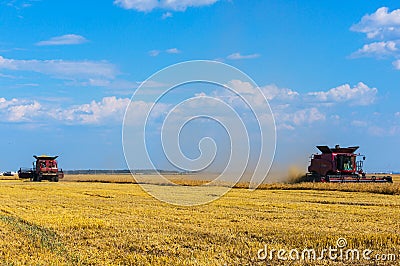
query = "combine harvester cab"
(306, 145, 392, 183)
(18, 155, 64, 182)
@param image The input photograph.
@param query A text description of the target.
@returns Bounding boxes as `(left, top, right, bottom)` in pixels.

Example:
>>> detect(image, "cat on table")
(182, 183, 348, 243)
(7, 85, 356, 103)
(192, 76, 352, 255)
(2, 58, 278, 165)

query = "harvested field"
(0, 176, 399, 265)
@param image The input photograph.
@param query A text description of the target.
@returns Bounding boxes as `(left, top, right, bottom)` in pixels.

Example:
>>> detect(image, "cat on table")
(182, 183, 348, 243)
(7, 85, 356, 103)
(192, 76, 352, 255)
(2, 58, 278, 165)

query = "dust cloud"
(263, 165, 307, 183)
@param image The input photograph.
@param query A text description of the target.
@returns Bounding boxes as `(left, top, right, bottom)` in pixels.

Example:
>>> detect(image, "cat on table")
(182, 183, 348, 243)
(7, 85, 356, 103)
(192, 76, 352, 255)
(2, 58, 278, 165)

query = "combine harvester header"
(306, 145, 392, 183)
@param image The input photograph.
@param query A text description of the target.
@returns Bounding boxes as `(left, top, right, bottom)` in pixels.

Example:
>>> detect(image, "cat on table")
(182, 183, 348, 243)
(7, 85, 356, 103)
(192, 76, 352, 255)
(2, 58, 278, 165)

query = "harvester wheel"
(305, 172, 321, 182)
(52, 176, 59, 182)
(312, 172, 322, 182)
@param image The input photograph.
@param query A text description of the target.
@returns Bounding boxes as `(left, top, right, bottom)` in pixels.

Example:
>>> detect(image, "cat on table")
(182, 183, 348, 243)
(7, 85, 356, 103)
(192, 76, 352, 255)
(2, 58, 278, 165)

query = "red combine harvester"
(306, 145, 392, 183)
(18, 155, 64, 182)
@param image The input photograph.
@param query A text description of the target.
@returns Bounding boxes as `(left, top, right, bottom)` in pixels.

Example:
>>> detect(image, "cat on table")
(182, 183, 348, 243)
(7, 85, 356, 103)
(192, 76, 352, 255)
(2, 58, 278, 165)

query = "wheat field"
(0, 175, 399, 265)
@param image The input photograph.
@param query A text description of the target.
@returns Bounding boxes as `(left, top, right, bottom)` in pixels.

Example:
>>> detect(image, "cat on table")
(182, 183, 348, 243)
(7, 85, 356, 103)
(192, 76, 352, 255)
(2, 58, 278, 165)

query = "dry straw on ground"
(0, 175, 398, 265)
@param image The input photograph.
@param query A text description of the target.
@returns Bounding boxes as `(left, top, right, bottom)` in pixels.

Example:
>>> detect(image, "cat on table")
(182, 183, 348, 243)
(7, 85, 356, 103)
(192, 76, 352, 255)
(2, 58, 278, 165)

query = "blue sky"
(0, 0, 399, 174)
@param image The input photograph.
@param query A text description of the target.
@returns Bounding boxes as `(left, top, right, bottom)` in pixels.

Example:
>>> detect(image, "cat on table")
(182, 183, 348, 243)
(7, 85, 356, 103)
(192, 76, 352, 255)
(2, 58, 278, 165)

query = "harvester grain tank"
(18, 155, 64, 182)
(306, 145, 392, 183)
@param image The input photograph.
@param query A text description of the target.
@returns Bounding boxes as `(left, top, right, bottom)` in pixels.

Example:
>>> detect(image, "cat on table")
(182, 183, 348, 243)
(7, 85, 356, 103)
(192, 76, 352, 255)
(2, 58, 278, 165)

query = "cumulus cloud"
(8, 101, 41, 121)
(351, 7, 400, 69)
(0, 97, 134, 125)
(273, 107, 325, 130)
(392, 59, 400, 69)
(0, 80, 384, 133)
(0, 98, 42, 122)
(0, 96, 169, 126)
(205, 80, 322, 130)
(0, 55, 117, 79)
(308, 82, 377, 106)
(36, 34, 88, 46)
(351, 41, 398, 58)
(208, 80, 329, 129)
(226, 80, 255, 94)
(114, 0, 219, 12)
(189, 80, 383, 130)
(293, 108, 325, 125)
(351, 7, 400, 40)
(0, 98, 16, 109)
(218, 80, 297, 111)
(227, 53, 260, 60)
(261, 84, 299, 101)
(59, 96, 130, 124)
(225, 80, 298, 101)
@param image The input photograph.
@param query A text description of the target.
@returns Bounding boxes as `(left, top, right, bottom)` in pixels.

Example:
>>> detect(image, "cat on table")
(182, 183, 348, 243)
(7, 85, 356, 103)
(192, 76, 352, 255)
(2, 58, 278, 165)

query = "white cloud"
(226, 80, 255, 94)
(206, 80, 314, 130)
(392, 59, 400, 69)
(8, 101, 41, 122)
(351, 7, 400, 40)
(0, 55, 117, 79)
(225, 80, 298, 102)
(227, 53, 260, 60)
(148, 50, 160, 57)
(36, 34, 88, 46)
(114, 0, 219, 12)
(56, 97, 166, 125)
(0, 98, 17, 109)
(207, 80, 382, 130)
(395, 112, 400, 117)
(0, 96, 165, 125)
(0, 98, 42, 122)
(148, 48, 180, 56)
(59, 96, 130, 124)
(166, 48, 180, 54)
(113, 0, 158, 12)
(351, 7, 400, 69)
(351, 41, 398, 58)
(308, 82, 377, 106)
(162, 12, 173, 19)
(261, 84, 299, 101)
(276, 107, 325, 127)
(221, 80, 266, 108)
(291, 108, 325, 125)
